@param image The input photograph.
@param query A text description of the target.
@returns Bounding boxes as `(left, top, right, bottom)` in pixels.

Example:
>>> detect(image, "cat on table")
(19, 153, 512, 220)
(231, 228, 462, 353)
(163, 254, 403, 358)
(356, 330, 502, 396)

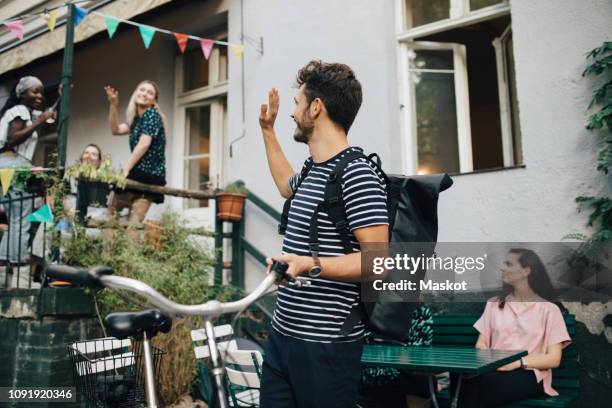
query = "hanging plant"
(65, 154, 127, 188)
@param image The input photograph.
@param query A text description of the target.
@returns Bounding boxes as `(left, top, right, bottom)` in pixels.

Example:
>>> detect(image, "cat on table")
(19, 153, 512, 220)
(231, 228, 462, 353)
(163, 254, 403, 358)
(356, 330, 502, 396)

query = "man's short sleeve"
(289, 158, 312, 194)
(140, 108, 162, 139)
(341, 159, 388, 232)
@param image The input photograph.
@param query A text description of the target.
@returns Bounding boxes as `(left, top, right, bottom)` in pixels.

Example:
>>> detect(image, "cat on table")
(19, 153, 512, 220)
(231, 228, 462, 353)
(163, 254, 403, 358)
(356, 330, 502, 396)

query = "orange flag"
(174, 33, 188, 54)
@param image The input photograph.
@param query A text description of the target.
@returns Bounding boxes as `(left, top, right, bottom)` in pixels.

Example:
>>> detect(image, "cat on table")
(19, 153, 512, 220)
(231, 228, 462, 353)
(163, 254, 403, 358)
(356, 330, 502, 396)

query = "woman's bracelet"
(520, 357, 528, 369)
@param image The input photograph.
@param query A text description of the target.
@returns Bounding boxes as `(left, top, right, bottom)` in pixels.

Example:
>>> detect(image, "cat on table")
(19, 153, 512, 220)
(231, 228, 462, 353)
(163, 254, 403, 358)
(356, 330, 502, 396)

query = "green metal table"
(361, 345, 527, 408)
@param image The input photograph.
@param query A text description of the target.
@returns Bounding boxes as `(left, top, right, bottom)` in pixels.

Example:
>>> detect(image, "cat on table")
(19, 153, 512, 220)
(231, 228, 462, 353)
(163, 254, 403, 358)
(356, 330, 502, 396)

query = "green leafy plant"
(65, 154, 127, 188)
(222, 180, 248, 195)
(567, 41, 612, 272)
(57, 211, 243, 404)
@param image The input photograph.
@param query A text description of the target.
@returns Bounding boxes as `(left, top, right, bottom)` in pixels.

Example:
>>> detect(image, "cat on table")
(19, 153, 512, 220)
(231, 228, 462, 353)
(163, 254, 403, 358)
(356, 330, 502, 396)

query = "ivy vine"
(569, 41, 612, 264)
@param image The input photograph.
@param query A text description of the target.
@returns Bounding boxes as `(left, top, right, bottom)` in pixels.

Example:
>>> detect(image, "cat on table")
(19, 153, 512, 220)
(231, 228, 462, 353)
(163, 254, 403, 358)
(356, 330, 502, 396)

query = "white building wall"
(228, 0, 612, 289)
(226, 0, 401, 289)
(436, 0, 612, 242)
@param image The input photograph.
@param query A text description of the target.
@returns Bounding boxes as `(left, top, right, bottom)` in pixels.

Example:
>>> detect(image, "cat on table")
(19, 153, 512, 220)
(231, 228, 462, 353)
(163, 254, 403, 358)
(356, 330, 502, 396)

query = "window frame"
(401, 41, 473, 174)
(399, 0, 510, 40)
(172, 31, 228, 211)
(396, 0, 513, 175)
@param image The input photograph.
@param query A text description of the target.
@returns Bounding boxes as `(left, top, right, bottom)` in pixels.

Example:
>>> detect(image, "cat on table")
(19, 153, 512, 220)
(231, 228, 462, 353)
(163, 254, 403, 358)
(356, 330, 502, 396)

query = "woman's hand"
(259, 88, 279, 130)
(35, 110, 55, 125)
(104, 85, 119, 107)
(496, 359, 521, 372)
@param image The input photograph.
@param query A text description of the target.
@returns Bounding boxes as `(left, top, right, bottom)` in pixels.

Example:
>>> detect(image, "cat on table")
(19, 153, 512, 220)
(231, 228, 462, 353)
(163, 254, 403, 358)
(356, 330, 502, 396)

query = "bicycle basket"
(67, 337, 165, 407)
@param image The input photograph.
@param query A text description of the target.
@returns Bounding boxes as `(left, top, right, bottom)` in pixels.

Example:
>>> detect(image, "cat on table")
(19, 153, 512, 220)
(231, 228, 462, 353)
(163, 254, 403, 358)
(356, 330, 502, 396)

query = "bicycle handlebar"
(45, 260, 296, 319)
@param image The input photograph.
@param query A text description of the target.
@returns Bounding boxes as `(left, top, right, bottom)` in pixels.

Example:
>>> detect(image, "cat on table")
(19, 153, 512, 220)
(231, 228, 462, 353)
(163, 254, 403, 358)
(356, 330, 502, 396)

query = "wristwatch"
(308, 252, 322, 278)
(520, 357, 528, 369)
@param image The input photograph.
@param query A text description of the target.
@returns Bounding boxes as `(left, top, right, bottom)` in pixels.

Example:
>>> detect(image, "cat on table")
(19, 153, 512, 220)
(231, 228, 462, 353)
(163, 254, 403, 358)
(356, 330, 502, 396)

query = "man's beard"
(293, 116, 314, 144)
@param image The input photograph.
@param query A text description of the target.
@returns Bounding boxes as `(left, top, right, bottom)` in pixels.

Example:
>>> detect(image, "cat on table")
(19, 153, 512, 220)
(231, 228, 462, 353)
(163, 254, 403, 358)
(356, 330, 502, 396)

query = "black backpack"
(279, 148, 453, 343)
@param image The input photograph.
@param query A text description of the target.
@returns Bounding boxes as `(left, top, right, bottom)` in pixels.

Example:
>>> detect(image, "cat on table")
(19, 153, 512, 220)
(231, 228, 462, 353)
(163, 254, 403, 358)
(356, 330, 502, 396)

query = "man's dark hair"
(296, 60, 362, 133)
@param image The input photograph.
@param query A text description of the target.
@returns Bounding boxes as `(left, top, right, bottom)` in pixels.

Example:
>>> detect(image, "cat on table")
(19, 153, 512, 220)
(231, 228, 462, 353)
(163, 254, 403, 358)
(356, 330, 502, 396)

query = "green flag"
(138, 25, 155, 49)
(27, 204, 53, 223)
(105, 16, 119, 39)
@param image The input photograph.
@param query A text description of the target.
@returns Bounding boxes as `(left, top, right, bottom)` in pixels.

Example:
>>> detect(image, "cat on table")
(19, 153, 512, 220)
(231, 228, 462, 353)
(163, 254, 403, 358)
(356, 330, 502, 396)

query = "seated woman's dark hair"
(499, 248, 562, 310)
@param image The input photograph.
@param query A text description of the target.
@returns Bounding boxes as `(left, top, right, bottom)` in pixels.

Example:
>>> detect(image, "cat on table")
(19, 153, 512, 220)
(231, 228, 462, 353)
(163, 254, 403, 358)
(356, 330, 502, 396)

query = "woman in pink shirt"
(451, 248, 571, 407)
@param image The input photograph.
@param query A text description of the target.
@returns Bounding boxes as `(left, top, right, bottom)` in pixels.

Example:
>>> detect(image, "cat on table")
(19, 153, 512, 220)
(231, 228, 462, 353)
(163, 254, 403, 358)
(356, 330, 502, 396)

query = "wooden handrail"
(123, 180, 216, 200)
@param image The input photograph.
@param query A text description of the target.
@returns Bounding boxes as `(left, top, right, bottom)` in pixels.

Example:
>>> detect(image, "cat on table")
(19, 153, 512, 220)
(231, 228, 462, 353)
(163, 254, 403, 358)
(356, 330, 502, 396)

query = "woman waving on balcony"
(104, 81, 167, 223)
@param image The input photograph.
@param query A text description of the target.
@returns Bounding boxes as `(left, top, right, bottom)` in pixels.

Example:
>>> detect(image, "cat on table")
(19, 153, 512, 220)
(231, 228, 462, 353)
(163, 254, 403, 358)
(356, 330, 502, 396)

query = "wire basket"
(67, 337, 165, 408)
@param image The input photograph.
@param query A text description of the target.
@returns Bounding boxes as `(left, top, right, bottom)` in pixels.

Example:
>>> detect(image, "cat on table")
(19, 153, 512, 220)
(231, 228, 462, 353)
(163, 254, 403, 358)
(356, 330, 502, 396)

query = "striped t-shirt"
(271, 147, 388, 343)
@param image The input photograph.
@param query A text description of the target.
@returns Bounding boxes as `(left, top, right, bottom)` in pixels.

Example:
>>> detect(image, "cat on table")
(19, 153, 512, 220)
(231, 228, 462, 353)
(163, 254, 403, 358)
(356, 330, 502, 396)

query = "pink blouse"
(474, 296, 571, 396)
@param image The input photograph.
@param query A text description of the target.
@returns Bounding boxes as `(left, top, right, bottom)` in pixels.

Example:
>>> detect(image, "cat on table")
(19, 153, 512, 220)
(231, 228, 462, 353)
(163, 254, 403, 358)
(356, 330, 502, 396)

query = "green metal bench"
(433, 314, 579, 408)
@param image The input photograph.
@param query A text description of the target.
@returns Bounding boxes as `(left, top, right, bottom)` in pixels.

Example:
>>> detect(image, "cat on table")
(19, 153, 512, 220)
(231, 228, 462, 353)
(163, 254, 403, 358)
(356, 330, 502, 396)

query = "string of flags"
(0, 167, 53, 195)
(2, 4, 245, 60)
(0, 168, 54, 223)
(27, 204, 53, 223)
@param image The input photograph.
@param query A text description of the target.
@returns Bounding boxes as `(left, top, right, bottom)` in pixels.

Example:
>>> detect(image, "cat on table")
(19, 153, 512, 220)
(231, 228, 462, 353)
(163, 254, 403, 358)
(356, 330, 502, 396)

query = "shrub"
(59, 211, 241, 404)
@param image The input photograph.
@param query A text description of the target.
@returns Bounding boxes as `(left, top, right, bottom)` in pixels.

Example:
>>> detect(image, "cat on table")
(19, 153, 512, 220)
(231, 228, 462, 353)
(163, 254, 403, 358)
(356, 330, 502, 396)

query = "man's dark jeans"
(260, 328, 363, 408)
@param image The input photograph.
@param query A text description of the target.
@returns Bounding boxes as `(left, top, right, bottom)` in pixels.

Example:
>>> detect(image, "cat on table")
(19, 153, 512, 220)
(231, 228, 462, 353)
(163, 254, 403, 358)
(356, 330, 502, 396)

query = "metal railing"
(0, 189, 49, 289)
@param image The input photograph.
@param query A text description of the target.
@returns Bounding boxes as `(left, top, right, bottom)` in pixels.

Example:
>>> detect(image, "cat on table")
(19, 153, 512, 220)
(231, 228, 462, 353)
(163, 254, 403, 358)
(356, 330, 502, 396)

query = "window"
(403, 0, 507, 29)
(174, 33, 228, 210)
(398, 0, 519, 175)
(185, 105, 211, 208)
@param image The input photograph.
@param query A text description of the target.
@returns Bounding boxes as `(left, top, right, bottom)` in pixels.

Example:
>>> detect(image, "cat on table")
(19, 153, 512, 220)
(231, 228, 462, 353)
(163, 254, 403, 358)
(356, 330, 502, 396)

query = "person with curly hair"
(258, 60, 389, 407)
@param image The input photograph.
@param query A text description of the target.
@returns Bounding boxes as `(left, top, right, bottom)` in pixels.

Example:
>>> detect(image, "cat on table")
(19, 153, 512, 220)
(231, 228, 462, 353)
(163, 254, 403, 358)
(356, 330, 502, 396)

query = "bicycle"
(45, 260, 300, 408)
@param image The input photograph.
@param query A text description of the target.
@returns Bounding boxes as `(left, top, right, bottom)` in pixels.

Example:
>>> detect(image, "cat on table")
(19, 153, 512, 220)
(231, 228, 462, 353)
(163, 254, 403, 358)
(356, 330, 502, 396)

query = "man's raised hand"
(259, 88, 279, 131)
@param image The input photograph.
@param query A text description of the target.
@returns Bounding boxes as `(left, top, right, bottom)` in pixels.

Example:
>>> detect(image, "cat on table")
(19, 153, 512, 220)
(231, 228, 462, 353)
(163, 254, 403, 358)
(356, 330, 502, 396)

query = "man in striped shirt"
(258, 60, 389, 407)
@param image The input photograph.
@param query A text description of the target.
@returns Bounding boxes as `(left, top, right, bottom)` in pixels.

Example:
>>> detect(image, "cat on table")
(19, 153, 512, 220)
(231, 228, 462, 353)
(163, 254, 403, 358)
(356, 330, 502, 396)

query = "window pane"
(470, 0, 504, 11)
(183, 47, 210, 92)
(405, 0, 450, 29)
(409, 50, 460, 174)
(186, 106, 211, 207)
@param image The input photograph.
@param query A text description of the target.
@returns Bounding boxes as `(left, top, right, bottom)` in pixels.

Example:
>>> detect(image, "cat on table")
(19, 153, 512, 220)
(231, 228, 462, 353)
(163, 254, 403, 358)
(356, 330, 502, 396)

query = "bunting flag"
(4, 20, 24, 40)
(2, 9, 250, 62)
(232, 44, 245, 59)
(27, 204, 53, 223)
(46, 10, 57, 31)
(74, 6, 88, 27)
(104, 15, 119, 38)
(0, 169, 15, 195)
(138, 25, 155, 49)
(174, 32, 188, 54)
(200, 38, 214, 60)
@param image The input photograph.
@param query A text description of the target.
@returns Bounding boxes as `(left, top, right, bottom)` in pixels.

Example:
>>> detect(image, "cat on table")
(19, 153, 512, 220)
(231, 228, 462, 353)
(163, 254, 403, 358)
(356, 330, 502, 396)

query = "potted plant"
(216, 181, 248, 221)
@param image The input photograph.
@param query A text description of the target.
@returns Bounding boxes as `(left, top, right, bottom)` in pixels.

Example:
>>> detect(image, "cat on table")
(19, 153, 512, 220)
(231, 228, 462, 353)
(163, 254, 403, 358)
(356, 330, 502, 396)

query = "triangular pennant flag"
(4, 20, 24, 40)
(27, 204, 53, 223)
(200, 38, 214, 60)
(74, 6, 88, 27)
(138, 25, 156, 49)
(232, 44, 245, 59)
(0, 169, 15, 195)
(104, 16, 119, 39)
(47, 10, 57, 31)
(174, 33, 188, 54)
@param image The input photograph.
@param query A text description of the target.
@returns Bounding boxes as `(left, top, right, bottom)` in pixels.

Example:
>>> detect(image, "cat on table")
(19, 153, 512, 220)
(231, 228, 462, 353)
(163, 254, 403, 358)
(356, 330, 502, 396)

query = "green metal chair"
(223, 348, 263, 407)
(191, 324, 237, 404)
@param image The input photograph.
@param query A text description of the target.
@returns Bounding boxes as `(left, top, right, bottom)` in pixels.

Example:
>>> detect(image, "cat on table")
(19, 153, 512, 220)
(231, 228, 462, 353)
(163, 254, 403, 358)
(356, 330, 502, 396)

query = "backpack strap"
(278, 160, 314, 235)
(308, 149, 366, 257)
